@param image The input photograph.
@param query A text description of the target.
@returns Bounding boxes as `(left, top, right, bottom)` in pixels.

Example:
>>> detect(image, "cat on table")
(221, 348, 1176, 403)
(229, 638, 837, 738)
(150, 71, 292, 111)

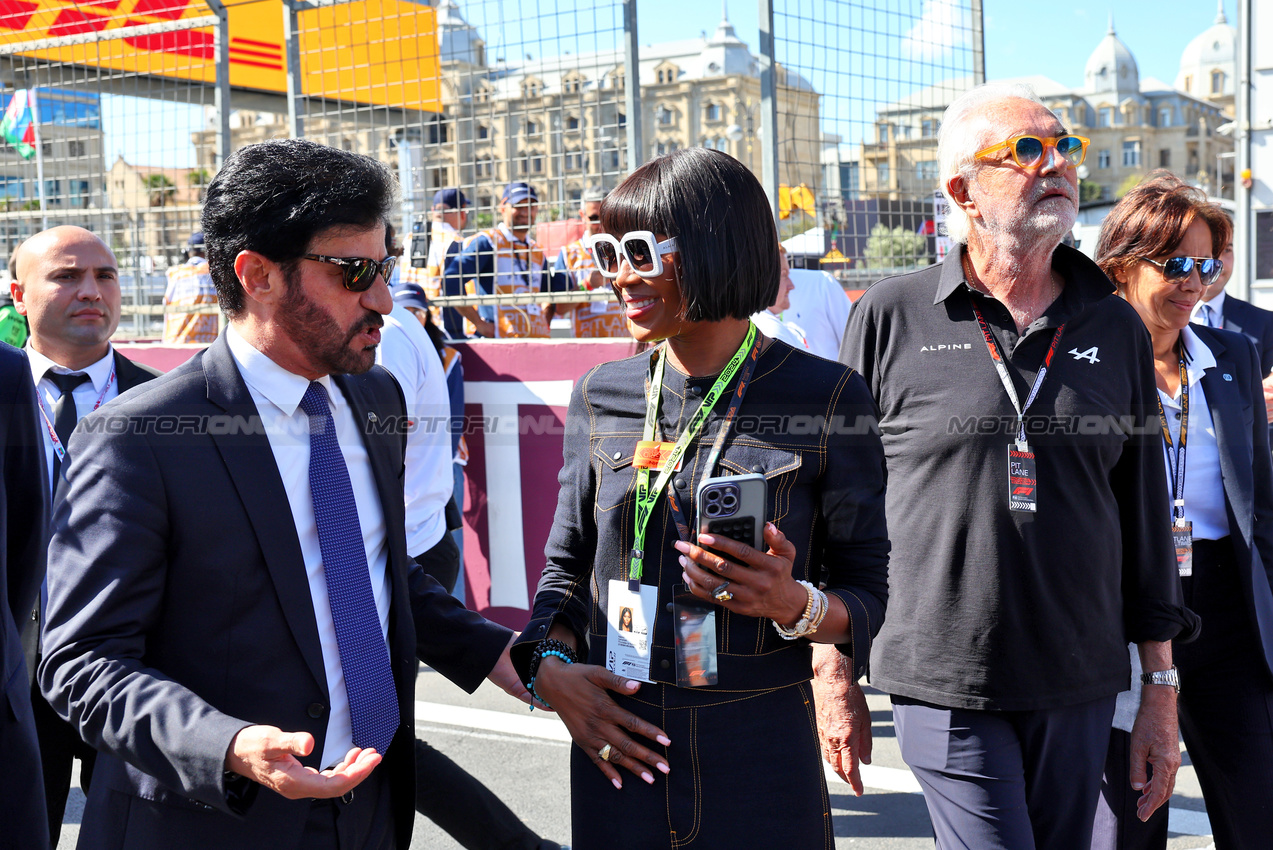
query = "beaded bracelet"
(527, 639, 579, 711)
(773, 580, 826, 640)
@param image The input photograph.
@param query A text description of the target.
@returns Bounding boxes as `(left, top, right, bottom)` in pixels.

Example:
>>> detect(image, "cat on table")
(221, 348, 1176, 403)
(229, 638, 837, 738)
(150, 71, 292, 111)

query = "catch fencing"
(0, 0, 982, 334)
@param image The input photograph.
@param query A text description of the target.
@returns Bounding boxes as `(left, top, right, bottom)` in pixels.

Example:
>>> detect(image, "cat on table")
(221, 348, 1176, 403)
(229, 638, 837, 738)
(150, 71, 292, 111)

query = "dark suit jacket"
(1220, 295, 1273, 378)
(38, 335, 511, 850)
(1191, 325, 1273, 680)
(21, 347, 161, 685)
(0, 343, 51, 850)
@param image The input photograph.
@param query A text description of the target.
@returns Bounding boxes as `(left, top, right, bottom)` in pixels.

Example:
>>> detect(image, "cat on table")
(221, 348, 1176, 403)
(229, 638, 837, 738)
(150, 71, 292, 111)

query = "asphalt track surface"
(55, 667, 1216, 849)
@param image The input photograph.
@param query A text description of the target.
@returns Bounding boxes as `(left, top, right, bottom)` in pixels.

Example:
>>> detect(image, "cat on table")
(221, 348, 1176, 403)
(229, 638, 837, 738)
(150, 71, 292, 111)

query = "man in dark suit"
(39, 139, 519, 849)
(1193, 235, 1273, 428)
(0, 342, 52, 850)
(11, 225, 161, 843)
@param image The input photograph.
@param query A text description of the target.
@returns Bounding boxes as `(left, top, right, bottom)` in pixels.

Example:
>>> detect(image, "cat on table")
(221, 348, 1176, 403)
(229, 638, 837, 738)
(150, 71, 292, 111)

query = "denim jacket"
(511, 339, 890, 693)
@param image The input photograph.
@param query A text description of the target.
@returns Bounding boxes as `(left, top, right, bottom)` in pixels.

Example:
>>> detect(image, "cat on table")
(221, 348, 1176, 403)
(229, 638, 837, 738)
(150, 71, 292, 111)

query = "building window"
(657, 106, 673, 126)
(427, 121, 448, 145)
(704, 102, 721, 122)
(70, 179, 90, 208)
(522, 80, 543, 98)
(1122, 139, 1141, 168)
(921, 118, 939, 137)
(477, 123, 489, 140)
(531, 155, 543, 174)
(915, 160, 938, 182)
(1211, 70, 1225, 94)
(605, 150, 621, 169)
(1159, 149, 1171, 168)
(565, 115, 580, 132)
(1183, 75, 1193, 92)
(476, 157, 494, 178)
(67, 140, 86, 157)
(617, 112, 626, 128)
(1097, 149, 1111, 169)
(41, 141, 52, 157)
(1159, 107, 1172, 127)
(565, 149, 583, 170)
(876, 162, 889, 187)
(876, 124, 889, 144)
(1099, 108, 1113, 128)
(715, 137, 729, 152)
(526, 120, 540, 137)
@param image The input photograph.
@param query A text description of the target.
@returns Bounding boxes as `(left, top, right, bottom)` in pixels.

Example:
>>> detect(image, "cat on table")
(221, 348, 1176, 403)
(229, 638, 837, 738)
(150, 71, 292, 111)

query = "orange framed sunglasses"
(974, 135, 1090, 169)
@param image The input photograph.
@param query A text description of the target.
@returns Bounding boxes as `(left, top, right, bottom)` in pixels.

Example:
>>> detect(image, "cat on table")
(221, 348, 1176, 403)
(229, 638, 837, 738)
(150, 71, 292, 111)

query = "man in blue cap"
(402, 188, 470, 339)
(441, 182, 566, 338)
(163, 231, 219, 344)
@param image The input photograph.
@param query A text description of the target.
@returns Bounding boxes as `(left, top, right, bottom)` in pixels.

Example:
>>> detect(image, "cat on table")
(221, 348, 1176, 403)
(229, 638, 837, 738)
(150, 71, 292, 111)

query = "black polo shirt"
(841, 244, 1199, 711)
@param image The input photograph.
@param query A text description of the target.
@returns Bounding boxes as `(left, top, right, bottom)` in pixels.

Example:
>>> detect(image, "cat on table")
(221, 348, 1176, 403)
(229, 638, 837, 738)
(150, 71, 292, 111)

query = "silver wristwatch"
(1140, 665, 1181, 693)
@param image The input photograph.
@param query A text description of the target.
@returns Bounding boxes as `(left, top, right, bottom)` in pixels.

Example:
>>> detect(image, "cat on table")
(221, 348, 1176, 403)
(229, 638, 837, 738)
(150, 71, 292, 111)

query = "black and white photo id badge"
(1174, 520, 1193, 577)
(606, 579, 657, 683)
(1008, 445, 1038, 513)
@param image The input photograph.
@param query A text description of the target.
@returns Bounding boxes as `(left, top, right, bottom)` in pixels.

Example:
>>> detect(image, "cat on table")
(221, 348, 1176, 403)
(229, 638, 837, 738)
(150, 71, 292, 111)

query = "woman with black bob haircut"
(510, 147, 890, 847)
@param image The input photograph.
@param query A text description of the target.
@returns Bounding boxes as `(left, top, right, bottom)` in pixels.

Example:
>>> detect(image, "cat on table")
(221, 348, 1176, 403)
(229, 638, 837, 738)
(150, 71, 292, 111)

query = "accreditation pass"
(1008, 445, 1038, 513)
(606, 579, 658, 683)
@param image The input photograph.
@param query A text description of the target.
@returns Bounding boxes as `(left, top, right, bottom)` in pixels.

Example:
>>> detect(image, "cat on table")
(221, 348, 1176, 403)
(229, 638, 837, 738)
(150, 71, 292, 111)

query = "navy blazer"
(1191, 325, 1273, 679)
(38, 335, 511, 850)
(0, 343, 51, 850)
(21, 347, 161, 686)
(1219, 295, 1273, 378)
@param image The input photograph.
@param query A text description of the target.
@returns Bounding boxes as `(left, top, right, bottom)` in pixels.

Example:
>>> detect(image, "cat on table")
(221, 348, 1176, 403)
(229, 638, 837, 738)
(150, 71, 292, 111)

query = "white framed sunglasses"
(585, 231, 679, 279)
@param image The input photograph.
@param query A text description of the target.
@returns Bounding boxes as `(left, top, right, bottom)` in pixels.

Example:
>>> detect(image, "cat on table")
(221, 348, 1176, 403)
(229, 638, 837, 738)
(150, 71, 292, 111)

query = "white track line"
(414, 701, 1213, 838)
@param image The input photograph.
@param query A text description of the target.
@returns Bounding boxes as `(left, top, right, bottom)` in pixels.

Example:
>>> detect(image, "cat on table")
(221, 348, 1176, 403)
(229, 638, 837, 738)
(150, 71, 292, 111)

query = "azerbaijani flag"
(0, 89, 37, 161)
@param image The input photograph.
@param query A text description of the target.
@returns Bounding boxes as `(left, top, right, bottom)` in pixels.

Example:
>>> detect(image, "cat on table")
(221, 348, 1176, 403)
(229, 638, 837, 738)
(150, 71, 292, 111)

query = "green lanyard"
(629, 322, 759, 588)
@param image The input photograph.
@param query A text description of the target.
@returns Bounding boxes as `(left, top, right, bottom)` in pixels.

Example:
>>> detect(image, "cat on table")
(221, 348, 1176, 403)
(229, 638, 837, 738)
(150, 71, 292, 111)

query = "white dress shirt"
(1193, 289, 1226, 329)
(782, 269, 853, 361)
(376, 302, 453, 556)
(25, 345, 119, 492)
(750, 309, 808, 350)
(1157, 325, 1229, 541)
(225, 325, 391, 769)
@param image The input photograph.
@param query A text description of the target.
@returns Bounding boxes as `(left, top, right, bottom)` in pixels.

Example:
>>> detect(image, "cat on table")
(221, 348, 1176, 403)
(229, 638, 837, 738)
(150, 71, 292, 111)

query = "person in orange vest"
(162, 232, 219, 344)
(441, 182, 568, 338)
(552, 189, 629, 338)
(401, 188, 470, 340)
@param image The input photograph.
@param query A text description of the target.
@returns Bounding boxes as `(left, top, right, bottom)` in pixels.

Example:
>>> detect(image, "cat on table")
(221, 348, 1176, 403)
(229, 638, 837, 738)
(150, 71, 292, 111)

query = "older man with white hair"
(818, 82, 1199, 849)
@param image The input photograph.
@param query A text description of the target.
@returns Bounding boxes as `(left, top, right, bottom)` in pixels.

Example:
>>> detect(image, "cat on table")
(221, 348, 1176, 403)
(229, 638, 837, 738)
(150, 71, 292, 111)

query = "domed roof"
(437, 0, 485, 66)
(1176, 1, 1236, 94)
(1083, 16, 1138, 95)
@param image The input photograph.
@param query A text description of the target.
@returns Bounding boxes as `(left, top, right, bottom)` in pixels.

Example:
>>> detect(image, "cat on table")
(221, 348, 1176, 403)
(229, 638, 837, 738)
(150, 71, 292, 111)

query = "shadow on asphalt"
(830, 790, 934, 838)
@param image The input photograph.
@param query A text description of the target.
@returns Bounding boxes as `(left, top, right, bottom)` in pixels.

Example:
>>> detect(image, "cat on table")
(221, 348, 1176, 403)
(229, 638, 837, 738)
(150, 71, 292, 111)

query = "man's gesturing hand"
(226, 725, 382, 800)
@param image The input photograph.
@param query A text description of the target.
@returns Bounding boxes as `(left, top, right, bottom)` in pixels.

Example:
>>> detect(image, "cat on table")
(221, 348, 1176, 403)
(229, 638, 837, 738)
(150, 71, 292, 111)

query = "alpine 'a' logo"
(1069, 346, 1101, 364)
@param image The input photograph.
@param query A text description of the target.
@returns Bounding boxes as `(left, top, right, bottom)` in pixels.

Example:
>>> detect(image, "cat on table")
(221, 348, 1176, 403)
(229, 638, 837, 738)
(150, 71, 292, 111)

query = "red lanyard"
(36, 365, 116, 462)
(968, 296, 1065, 451)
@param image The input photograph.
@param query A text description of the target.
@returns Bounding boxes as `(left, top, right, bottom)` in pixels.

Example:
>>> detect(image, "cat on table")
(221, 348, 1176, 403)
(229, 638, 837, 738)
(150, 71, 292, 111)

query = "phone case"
(694, 473, 766, 551)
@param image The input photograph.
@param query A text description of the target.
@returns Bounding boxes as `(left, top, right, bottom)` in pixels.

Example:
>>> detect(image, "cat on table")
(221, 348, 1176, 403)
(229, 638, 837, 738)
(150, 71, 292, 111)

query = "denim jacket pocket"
(594, 435, 639, 514)
(716, 444, 804, 525)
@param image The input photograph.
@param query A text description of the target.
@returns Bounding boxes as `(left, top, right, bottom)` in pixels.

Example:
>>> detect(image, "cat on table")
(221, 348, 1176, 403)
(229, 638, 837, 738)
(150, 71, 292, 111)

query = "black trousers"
(1091, 537, 1273, 850)
(32, 680, 96, 847)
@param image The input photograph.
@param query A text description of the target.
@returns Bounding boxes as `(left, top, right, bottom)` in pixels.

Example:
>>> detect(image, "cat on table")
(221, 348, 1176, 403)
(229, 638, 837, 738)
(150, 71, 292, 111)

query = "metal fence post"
(622, 0, 642, 171)
(207, 0, 232, 166)
(970, 0, 986, 85)
(284, 0, 304, 139)
(757, 0, 780, 224)
(1234, 0, 1252, 300)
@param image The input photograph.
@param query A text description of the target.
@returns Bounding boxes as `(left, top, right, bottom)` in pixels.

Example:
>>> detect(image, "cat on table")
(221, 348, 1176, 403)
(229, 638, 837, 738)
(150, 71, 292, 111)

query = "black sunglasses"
(1140, 256, 1223, 287)
(302, 253, 397, 292)
(585, 214, 601, 223)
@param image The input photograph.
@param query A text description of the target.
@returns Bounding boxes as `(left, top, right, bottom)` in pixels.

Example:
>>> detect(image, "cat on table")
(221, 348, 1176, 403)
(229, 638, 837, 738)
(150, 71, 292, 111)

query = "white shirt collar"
(1200, 289, 1226, 324)
(497, 222, 533, 247)
(25, 343, 115, 393)
(1180, 324, 1217, 387)
(432, 221, 458, 236)
(225, 324, 335, 419)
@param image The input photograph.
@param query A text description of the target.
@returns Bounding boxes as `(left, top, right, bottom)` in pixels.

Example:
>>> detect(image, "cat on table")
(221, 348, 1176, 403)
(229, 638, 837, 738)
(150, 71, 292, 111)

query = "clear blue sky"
(105, 0, 1233, 168)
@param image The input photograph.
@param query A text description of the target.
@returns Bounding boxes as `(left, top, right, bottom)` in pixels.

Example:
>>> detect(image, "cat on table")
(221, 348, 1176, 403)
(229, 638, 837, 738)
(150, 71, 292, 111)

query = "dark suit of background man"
(1192, 234, 1273, 438)
(10, 225, 160, 845)
(38, 138, 520, 850)
(0, 342, 52, 850)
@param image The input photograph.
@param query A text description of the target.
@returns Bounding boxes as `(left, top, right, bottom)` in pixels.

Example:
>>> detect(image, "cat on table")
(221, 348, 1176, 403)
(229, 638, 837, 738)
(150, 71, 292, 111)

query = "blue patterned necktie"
(300, 381, 399, 756)
(1202, 304, 1216, 328)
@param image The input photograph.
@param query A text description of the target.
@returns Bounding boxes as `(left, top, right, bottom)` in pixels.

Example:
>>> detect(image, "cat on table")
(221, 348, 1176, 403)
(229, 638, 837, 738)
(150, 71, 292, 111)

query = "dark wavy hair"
(600, 147, 779, 321)
(1095, 171, 1232, 288)
(202, 139, 396, 317)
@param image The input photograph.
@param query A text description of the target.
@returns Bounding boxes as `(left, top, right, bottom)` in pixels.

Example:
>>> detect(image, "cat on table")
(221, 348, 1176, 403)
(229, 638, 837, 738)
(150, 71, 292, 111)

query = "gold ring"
(598, 744, 613, 762)
(712, 582, 733, 603)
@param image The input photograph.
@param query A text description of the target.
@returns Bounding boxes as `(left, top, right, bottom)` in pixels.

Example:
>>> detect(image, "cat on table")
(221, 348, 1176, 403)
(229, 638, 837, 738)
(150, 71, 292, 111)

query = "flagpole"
(29, 88, 46, 231)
